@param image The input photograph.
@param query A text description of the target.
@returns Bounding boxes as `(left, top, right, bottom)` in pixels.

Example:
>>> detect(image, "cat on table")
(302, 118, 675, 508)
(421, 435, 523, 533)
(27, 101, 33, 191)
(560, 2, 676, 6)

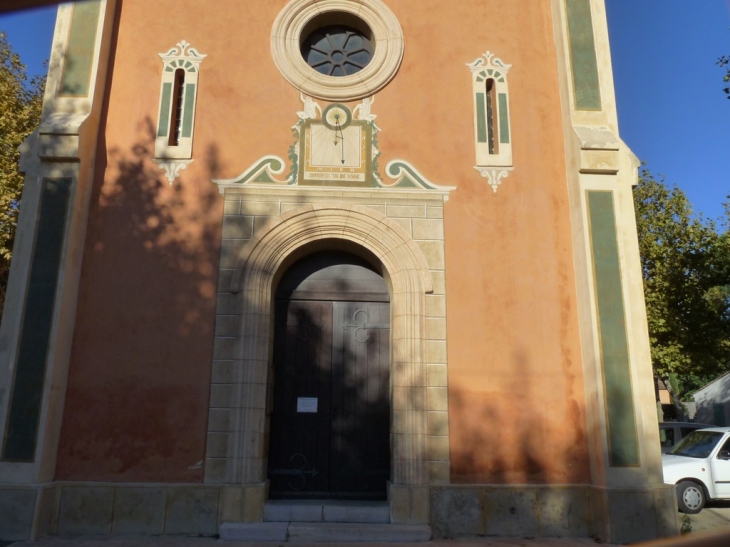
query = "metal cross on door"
(267, 300, 390, 499)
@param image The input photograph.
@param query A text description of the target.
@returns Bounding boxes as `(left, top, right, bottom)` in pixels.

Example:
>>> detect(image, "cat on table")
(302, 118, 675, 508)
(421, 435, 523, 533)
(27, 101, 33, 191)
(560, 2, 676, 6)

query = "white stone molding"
(154, 40, 206, 176)
(474, 166, 514, 193)
(154, 159, 193, 186)
(573, 125, 622, 175)
(271, 0, 404, 101)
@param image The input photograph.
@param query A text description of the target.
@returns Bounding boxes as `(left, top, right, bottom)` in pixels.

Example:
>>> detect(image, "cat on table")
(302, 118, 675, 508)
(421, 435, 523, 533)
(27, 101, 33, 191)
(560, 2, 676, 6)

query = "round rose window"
(301, 25, 374, 77)
(271, 0, 404, 101)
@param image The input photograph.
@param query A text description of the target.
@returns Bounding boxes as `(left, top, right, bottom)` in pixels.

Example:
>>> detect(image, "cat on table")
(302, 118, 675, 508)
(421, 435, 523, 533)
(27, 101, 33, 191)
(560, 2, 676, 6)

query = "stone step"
(263, 500, 390, 523)
(288, 522, 431, 542)
(220, 522, 289, 542)
(220, 522, 431, 543)
(264, 500, 324, 523)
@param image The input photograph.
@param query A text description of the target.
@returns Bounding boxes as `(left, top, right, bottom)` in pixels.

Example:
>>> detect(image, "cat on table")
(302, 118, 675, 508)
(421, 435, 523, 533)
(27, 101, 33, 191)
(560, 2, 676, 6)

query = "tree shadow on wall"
(55, 118, 227, 482)
(444, 346, 673, 542)
(449, 346, 589, 486)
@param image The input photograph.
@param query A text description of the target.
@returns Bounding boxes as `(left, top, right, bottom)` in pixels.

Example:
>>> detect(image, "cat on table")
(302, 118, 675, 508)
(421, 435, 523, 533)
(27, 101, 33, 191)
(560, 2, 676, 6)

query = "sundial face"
(299, 104, 372, 187)
(309, 124, 363, 169)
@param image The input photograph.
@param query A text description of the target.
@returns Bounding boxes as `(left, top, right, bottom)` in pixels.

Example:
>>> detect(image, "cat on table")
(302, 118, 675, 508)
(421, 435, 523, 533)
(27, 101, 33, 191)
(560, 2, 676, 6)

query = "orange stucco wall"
(56, 0, 589, 484)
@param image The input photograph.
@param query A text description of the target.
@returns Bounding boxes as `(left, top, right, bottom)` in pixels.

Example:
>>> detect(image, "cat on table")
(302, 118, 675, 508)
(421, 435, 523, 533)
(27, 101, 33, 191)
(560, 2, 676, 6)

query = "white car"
(662, 426, 730, 513)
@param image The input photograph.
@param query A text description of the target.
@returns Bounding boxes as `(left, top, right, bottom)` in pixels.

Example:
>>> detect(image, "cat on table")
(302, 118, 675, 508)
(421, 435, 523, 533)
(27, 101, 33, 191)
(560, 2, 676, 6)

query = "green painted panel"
(157, 83, 172, 137)
(59, 2, 101, 97)
(498, 93, 510, 144)
(2, 179, 72, 461)
(181, 83, 196, 138)
(565, 0, 602, 110)
(587, 191, 640, 467)
(475, 93, 487, 143)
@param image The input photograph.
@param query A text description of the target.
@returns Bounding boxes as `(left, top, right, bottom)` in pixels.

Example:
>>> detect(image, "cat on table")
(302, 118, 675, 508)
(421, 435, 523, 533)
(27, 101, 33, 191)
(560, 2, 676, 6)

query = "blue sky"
(605, 0, 730, 225)
(0, 2, 728, 224)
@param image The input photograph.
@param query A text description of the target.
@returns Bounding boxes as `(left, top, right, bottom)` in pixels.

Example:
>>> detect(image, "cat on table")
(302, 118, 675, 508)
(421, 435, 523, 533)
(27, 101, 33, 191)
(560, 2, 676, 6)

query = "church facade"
(0, 0, 677, 542)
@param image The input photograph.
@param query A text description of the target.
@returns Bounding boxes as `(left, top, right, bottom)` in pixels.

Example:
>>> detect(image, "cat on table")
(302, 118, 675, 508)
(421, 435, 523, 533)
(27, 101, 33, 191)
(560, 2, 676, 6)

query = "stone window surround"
(205, 186, 451, 522)
(467, 51, 514, 193)
(154, 40, 206, 185)
(270, 0, 404, 101)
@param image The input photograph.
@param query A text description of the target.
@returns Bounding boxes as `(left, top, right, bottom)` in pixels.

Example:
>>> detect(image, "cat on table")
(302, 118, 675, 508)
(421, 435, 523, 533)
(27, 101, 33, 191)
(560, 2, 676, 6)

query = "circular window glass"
(301, 25, 374, 77)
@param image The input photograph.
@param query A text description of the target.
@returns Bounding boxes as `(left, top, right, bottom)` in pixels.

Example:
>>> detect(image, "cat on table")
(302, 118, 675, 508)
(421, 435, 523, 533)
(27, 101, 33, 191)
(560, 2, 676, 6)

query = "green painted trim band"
(59, 2, 101, 97)
(498, 93, 510, 144)
(565, 0, 602, 110)
(157, 83, 172, 137)
(181, 83, 196, 138)
(475, 93, 487, 143)
(587, 191, 640, 467)
(2, 178, 72, 462)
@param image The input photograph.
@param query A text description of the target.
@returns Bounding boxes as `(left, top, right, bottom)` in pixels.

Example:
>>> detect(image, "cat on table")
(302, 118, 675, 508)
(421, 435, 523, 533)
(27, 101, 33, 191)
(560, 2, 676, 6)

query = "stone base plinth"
(430, 484, 678, 543)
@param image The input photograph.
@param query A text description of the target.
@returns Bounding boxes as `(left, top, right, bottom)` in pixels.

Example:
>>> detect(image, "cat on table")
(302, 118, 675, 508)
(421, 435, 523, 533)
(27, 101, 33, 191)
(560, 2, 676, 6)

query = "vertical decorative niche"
(154, 40, 206, 185)
(467, 51, 513, 192)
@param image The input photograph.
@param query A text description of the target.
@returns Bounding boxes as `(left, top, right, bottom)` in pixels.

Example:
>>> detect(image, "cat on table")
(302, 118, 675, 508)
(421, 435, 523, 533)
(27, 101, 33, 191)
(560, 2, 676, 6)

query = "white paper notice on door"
(296, 397, 318, 413)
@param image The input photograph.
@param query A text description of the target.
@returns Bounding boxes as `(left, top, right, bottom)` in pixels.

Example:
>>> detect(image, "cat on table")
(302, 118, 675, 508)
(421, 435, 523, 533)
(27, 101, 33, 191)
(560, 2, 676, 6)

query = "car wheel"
(677, 481, 705, 514)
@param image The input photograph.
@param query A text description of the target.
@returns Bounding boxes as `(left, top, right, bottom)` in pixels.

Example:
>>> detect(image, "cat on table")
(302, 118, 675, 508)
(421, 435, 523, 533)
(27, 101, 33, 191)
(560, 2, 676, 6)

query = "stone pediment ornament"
(213, 95, 454, 197)
(383, 161, 455, 193)
(212, 156, 291, 190)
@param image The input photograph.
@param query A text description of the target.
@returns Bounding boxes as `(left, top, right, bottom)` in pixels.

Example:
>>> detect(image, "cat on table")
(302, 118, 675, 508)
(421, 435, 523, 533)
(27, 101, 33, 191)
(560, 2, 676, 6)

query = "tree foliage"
(634, 170, 730, 397)
(719, 54, 730, 99)
(0, 31, 44, 314)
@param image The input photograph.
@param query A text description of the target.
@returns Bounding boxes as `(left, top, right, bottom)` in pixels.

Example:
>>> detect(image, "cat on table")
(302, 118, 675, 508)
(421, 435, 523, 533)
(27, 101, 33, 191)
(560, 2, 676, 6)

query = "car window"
(668, 431, 724, 458)
(717, 438, 730, 458)
(681, 427, 701, 437)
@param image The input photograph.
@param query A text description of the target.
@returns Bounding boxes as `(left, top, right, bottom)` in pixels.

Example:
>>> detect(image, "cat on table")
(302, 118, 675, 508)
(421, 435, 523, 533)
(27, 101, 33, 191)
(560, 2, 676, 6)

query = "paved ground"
(3, 506, 730, 547)
(681, 501, 730, 534)
(2, 538, 616, 547)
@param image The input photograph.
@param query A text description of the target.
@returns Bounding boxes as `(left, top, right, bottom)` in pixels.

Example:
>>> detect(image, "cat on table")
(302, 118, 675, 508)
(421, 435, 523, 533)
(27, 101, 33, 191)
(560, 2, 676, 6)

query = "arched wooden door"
(267, 251, 390, 500)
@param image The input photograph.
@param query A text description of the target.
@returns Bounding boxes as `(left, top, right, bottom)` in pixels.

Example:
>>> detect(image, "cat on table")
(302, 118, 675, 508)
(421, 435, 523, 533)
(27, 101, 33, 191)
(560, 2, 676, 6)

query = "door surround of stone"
(207, 196, 449, 523)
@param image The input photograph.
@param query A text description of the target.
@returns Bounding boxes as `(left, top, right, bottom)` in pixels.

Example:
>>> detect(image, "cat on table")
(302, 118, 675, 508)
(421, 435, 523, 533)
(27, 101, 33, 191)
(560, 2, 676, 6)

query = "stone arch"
(227, 203, 433, 490)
